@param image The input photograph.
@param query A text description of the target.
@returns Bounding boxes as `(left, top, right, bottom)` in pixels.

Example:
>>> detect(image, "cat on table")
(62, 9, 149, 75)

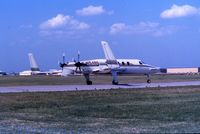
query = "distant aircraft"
(19, 53, 62, 76)
(28, 53, 49, 75)
(0, 70, 7, 76)
(61, 41, 160, 85)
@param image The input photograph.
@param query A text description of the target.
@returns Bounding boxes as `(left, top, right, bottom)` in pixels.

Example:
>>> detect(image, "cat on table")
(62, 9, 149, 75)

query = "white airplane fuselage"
(62, 58, 160, 76)
(61, 41, 159, 85)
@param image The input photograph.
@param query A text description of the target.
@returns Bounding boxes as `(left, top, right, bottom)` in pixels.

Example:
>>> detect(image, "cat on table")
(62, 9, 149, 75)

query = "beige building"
(167, 68, 199, 74)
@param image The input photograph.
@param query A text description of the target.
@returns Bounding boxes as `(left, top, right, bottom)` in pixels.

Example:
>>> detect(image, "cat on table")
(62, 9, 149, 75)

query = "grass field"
(0, 74, 200, 133)
(0, 74, 200, 86)
(0, 86, 200, 133)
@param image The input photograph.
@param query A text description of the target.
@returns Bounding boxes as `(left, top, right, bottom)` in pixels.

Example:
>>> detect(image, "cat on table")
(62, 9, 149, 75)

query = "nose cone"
(150, 67, 161, 74)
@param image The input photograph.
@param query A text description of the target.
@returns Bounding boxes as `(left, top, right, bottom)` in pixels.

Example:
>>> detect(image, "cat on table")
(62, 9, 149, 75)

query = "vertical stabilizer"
(28, 53, 40, 71)
(101, 41, 116, 61)
(101, 41, 119, 84)
(101, 41, 119, 68)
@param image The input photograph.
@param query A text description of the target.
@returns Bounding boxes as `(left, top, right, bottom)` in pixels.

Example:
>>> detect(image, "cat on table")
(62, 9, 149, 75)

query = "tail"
(28, 53, 40, 71)
(101, 41, 120, 84)
(101, 41, 119, 68)
(101, 41, 116, 61)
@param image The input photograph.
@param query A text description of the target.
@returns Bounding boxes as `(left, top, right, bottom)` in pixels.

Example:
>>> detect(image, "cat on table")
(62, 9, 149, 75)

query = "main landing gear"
(84, 73, 93, 85)
(111, 71, 119, 85)
(86, 80, 92, 85)
(112, 80, 118, 85)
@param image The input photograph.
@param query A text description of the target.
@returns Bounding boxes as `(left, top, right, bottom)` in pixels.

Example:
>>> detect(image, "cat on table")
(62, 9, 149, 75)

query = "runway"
(0, 81, 200, 93)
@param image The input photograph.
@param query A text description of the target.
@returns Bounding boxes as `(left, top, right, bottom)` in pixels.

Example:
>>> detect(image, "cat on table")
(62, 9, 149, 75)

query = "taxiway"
(0, 81, 200, 93)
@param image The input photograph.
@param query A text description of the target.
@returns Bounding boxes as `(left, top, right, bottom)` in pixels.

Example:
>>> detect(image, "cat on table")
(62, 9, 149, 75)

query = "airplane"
(60, 41, 160, 85)
(19, 53, 62, 76)
(0, 70, 7, 76)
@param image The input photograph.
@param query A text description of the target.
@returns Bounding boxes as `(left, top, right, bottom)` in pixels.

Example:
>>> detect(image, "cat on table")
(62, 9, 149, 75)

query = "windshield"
(139, 61, 145, 65)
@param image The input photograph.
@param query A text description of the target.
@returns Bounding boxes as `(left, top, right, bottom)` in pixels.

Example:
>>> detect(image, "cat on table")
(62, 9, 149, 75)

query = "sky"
(0, 0, 200, 72)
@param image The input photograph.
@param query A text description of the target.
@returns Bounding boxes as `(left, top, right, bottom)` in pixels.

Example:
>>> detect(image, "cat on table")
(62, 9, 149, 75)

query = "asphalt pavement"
(0, 81, 200, 93)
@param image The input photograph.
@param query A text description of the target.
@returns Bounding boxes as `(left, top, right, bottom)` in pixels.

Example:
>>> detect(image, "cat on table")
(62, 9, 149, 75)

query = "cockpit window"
(139, 61, 144, 65)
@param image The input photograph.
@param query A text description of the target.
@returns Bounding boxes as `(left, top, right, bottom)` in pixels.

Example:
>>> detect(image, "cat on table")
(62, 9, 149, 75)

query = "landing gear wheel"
(86, 81, 93, 85)
(112, 80, 118, 85)
(147, 79, 151, 84)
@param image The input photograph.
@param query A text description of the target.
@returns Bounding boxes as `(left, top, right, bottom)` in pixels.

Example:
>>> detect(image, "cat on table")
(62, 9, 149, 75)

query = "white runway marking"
(0, 81, 200, 93)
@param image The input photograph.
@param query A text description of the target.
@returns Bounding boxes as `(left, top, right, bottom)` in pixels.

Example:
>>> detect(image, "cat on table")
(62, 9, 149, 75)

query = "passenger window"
(127, 62, 130, 65)
(122, 62, 125, 65)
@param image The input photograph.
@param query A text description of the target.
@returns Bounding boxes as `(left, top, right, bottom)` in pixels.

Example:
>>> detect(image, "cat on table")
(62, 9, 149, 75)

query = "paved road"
(0, 81, 200, 93)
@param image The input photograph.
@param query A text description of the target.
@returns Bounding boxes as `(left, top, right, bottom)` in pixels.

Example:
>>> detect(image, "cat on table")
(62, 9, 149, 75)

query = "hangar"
(160, 67, 200, 74)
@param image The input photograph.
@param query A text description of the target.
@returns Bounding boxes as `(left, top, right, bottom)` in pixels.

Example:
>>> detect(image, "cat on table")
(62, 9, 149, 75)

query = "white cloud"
(110, 22, 178, 36)
(39, 14, 90, 37)
(40, 14, 90, 30)
(160, 4, 200, 19)
(110, 23, 126, 34)
(76, 5, 110, 16)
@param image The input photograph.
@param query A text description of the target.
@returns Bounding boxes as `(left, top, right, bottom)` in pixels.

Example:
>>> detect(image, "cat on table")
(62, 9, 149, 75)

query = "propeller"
(59, 52, 68, 68)
(59, 51, 87, 73)
(74, 51, 86, 72)
(74, 51, 81, 72)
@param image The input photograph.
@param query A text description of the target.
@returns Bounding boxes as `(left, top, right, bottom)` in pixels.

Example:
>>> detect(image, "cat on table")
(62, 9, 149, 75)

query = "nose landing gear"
(147, 74, 151, 84)
(147, 79, 151, 83)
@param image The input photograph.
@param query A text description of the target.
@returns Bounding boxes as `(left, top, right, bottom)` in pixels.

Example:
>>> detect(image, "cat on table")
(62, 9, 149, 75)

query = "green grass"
(0, 86, 200, 133)
(0, 74, 200, 86)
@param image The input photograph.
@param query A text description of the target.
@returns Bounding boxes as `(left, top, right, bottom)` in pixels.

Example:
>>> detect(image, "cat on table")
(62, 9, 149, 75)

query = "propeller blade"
(59, 52, 68, 68)
(77, 50, 80, 62)
(62, 52, 65, 63)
